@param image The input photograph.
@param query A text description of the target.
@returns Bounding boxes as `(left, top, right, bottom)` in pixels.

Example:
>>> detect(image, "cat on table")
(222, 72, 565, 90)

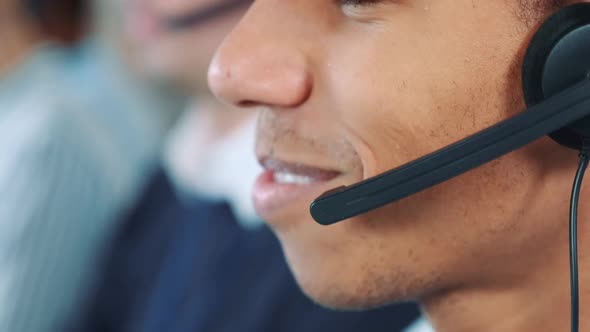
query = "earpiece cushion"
(522, 3, 590, 150)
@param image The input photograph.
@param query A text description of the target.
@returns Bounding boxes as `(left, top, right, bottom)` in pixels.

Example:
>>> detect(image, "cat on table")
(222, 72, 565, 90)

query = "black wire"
(570, 149, 589, 332)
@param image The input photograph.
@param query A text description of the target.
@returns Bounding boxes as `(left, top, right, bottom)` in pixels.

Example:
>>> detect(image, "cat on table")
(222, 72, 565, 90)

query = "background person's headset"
(310, 3, 590, 332)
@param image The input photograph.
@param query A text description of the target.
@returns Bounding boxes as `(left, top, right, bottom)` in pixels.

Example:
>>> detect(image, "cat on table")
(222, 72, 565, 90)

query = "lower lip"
(252, 170, 336, 221)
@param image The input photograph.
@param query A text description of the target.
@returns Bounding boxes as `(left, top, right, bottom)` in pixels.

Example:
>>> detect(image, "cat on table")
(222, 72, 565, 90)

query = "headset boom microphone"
(310, 3, 590, 226)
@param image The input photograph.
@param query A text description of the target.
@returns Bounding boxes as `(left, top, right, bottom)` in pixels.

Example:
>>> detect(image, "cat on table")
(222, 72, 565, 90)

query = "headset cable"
(570, 143, 590, 332)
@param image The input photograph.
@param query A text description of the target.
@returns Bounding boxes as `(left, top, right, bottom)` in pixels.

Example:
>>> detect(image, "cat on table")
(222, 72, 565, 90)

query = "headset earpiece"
(523, 3, 590, 150)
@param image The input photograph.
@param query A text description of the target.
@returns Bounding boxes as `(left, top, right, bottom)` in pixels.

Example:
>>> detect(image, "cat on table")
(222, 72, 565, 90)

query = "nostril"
(238, 100, 259, 108)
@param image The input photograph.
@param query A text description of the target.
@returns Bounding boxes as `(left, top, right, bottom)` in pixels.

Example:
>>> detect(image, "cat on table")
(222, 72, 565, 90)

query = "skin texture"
(208, 0, 590, 331)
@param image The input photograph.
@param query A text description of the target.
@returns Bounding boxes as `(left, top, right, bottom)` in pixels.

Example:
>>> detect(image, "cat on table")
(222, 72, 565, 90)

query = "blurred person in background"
(69, 0, 420, 331)
(0, 0, 180, 331)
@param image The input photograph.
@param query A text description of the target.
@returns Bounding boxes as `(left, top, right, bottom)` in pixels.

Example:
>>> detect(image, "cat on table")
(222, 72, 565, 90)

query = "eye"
(340, 0, 381, 5)
(339, 0, 398, 20)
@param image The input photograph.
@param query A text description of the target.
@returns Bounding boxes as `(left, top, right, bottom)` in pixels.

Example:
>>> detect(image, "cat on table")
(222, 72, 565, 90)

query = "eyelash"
(340, 0, 381, 6)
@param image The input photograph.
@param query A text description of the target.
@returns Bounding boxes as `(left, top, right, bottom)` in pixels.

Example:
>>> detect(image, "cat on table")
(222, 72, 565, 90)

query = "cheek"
(322, 5, 530, 180)
(359, 142, 565, 284)
(326, 43, 523, 180)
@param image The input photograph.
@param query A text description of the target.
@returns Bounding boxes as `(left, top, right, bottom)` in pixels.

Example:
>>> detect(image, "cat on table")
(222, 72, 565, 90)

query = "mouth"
(253, 157, 342, 222)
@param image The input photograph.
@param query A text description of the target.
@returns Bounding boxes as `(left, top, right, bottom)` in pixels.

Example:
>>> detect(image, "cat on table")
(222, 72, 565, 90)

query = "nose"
(208, 2, 313, 109)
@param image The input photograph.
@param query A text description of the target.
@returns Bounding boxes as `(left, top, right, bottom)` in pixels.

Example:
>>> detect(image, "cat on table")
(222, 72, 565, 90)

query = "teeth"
(274, 172, 315, 185)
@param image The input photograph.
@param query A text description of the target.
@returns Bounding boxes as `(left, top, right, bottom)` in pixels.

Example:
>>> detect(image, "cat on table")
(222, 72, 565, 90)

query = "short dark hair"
(24, 0, 89, 44)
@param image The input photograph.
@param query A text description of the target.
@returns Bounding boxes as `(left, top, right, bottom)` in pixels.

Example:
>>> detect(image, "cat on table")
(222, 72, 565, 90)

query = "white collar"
(403, 318, 434, 332)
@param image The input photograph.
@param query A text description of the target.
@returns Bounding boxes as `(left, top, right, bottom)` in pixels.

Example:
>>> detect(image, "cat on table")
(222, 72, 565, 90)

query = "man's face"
(124, 0, 246, 89)
(209, 0, 577, 309)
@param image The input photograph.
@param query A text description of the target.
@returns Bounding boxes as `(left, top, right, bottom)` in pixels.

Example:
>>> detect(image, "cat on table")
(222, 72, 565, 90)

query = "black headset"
(310, 4, 590, 332)
(310, 3, 590, 226)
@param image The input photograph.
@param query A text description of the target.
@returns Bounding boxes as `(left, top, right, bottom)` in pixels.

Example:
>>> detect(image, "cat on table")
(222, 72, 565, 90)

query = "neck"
(0, 12, 42, 75)
(423, 214, 590, 332)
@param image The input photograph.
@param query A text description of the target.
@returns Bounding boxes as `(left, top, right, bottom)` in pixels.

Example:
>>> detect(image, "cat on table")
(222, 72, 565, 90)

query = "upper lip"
(258, 156, 342, 181)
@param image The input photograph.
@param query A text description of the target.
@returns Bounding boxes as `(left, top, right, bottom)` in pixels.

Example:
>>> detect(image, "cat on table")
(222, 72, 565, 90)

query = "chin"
(295, 275, 396, 311)
(276, 224, 421, 311)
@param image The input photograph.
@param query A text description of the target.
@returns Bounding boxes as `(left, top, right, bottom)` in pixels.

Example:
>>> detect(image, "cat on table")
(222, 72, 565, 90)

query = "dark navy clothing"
(70, 170, 419, 332)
